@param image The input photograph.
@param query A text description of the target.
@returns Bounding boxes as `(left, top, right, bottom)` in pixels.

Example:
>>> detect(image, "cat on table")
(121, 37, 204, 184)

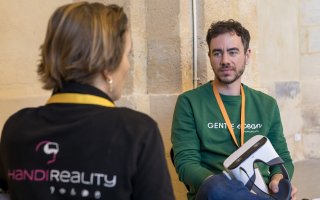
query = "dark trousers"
(0, 194, 9, 200)
(195, 174, 270, 200)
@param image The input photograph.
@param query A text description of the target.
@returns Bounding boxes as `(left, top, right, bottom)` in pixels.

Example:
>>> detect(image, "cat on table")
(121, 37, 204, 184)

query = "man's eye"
(229, 51, 238, 56)
(213, 52, 221, 57)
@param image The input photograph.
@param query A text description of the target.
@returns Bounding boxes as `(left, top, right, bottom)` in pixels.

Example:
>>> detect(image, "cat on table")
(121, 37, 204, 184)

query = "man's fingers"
(269, 174, 282, 193)
(270, 182, 279, 193)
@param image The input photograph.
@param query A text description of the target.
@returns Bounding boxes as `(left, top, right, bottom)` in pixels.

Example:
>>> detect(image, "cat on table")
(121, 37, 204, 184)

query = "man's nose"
(220, 53, 230, 66)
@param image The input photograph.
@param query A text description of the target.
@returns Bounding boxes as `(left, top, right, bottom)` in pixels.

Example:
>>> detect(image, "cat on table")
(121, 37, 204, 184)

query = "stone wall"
(300, 0, 320, 159)
(256, 0, 304, 161)
(0, 0, 71, 134)
(1, 0, 320, 199)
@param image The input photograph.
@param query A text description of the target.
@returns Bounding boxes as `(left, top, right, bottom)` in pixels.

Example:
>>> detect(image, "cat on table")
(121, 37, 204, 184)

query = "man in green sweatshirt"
(171, 19, 297, 200)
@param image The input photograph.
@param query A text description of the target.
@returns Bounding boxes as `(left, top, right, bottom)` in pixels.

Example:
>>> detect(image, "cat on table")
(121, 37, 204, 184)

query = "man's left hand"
(269, 174, 297, 200)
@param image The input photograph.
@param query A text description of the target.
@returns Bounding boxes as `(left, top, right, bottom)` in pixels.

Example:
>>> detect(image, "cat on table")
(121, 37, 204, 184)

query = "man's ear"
(245, 48, 251, 65)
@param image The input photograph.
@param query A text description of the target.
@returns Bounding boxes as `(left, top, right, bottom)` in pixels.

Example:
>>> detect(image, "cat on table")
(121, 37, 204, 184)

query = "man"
(171, 19, 297, 200)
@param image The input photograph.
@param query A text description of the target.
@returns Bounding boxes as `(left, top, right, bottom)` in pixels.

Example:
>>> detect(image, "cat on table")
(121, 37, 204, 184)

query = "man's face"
(208, 32, 250, 85)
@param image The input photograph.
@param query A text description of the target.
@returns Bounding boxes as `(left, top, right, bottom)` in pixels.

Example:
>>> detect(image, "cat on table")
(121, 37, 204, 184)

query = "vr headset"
(223, 135, 292, 200)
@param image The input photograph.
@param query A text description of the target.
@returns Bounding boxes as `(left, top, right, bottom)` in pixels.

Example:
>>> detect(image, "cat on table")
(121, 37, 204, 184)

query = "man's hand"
(269, 174, 297, 200)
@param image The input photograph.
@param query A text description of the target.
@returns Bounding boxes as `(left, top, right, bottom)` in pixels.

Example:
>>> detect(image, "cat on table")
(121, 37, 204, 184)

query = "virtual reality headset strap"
(243, 164, 291, 200)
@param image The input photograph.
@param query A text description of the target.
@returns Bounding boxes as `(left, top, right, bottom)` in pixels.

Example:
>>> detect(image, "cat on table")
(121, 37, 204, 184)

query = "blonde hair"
(38, 2, 128, 90)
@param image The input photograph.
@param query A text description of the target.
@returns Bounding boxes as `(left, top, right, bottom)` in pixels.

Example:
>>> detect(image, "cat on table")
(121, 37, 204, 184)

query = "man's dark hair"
(206, 19, 250, 52)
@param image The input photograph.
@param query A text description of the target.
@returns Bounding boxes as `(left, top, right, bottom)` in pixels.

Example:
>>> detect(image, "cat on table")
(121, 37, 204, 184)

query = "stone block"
(286, 134, 305, 162)
(257, 1, 300, 83)
(147, 39, 182, 93)
(302, 106, 320, 134)
(301, 80, 320, 104)
(308, 26, 320, 53)
(146, 0, 180, 38)
(303, 133, 320, 158)
(274, 82, 303, 159)
(0, 0, 69, 86)
(149, 94, 178, 151)
(116, 94, 150, 115)
(145, 0, 182, 94)
(300, 0, 320, 26)
(277, 98, 303, 137)
(300, 54, 320, 80)
(275, 81, 300, 99)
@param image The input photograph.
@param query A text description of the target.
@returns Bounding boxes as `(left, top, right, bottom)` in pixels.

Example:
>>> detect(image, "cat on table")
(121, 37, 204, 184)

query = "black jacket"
(0, 83, 174, 200)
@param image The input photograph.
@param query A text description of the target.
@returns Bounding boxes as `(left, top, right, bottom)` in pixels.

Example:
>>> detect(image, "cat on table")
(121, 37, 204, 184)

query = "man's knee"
(196, 174, 232, 200)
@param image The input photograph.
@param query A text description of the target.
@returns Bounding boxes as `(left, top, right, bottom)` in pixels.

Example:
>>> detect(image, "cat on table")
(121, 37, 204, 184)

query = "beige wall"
(1, 1, 320, 200)
(0, 0, 71, 135)
(257, 0, 303, 160)
(299, 0, 320, 159)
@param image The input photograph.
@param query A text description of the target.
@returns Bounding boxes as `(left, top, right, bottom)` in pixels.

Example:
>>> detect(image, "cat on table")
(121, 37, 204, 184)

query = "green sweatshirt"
(171, 81, 294, 200)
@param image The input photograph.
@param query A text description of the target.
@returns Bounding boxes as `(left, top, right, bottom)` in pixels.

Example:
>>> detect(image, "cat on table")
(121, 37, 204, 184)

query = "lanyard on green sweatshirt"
(213, 83, 245, 147)
(46, 93, 115, 107)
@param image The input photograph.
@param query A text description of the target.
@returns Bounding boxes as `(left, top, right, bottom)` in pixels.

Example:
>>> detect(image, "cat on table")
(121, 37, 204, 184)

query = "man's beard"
(215, 65, 245, 84)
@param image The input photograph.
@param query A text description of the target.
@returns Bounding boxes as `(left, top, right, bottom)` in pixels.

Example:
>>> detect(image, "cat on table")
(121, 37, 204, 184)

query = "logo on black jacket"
(35, 141, 59, 165)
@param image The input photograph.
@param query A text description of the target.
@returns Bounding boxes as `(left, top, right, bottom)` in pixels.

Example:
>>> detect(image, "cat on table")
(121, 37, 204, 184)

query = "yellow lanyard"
(213, 83, 245, 147)
(46, 93, 115, 107)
